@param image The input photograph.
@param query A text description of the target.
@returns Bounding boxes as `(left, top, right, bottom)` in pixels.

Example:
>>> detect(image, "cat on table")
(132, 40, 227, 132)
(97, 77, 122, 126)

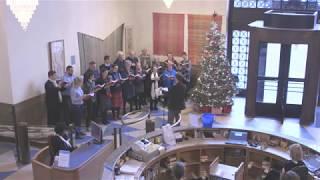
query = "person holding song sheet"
(70, 77, 90, 139)
(114, 51, 126, 74)
(110, 65, 123, 120)
(83, 71, 98, 130)
(100, 55, 111, 72)
(140, 49, 152, 70)
(96, 69, 112, 124)
(162, 62, 177, 89)
(126, 50, 139, 72)
(45, 70, 64, 126)
(181, 52, 192, 88)
(62, 66, 76, 125)
(84, 61, 99, 83)
(150, 66, 160, 111)
(134, 63, 145, 110)
(161, 62, 176, 106)
(121, 60, 136, 114)
(165, 53, 178, 69)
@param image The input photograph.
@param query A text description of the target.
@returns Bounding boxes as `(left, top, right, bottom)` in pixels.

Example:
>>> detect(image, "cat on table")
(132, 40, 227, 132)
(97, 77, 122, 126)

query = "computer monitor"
(91, 122, 103, 144)
(228, 130, 248, 141)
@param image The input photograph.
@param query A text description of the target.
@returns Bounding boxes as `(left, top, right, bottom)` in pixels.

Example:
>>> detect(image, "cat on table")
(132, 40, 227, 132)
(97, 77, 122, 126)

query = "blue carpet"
(0, 143, 16, 155)
(121, 134, 137, 144)
(0, 171, 16, 180)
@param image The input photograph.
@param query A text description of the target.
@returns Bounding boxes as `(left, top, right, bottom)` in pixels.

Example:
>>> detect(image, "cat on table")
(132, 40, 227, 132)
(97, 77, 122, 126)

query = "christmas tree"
(190, 22, 236, 108)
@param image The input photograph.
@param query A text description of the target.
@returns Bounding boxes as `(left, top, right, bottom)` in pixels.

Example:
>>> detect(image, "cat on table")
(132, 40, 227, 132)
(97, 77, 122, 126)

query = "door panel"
(255, 43, 307, 119)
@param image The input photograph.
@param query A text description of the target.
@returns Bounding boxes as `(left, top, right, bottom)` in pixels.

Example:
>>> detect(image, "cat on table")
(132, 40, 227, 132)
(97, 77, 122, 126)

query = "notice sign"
(58, 150, 70, 168)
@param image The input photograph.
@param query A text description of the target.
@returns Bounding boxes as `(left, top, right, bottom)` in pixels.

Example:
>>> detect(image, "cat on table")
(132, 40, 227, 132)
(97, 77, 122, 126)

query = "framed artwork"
(49, 40, 65, 79)
(124, 25, 133, 55)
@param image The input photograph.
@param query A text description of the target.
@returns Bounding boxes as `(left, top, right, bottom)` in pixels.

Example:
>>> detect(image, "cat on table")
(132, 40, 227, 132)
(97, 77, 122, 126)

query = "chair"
(48, 135, 55, 165)
(209, 157, 244, 180)
(234, 162, 245, 180)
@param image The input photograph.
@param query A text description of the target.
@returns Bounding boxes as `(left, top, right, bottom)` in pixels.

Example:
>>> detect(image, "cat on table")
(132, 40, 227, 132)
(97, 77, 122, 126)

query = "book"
(95, 84, 105, 88)
(119, 159, 144, 175)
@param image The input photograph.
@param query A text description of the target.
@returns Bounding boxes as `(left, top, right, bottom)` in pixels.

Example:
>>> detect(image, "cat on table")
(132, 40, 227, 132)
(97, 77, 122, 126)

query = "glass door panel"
(257, 80, 278, 103)
(286, 44, 307, 105)
(265, 43, 281, 78)
(288, 44, 308, 79)
(286, 81, 304, 105)
(256, 43, 281, 104)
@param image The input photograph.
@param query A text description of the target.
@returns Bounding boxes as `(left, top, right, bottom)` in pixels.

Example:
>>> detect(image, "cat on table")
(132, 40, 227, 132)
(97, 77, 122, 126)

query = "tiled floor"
(1, 97, 320, 180)
(0, 142, 38, 180)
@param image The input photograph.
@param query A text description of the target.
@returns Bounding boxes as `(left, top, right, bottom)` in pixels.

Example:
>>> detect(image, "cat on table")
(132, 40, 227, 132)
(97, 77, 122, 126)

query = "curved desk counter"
(105, 126, 320, 180)
(32, 138, 114, 180)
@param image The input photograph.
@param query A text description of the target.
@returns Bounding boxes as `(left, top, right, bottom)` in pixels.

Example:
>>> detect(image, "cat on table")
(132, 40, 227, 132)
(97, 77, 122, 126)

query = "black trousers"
(150, 98, 158, 110)
(168, 109, 180, 125)
(135, 93, 144, 110)
(112, 107, 120, 120)
(85, 100, 97, 128)
(123, 97, 134, 114)
(46, 103, 62, 126)
(62, 96, 72, 125)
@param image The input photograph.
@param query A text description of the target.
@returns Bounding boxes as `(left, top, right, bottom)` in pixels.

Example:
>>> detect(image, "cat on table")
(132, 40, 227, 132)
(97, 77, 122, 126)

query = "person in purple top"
(70, 77, 90, 139)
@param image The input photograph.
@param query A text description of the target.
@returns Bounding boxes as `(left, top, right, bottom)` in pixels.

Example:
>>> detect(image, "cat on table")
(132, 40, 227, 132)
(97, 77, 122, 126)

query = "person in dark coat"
(84, 61, 99, 83)
(50, 123, 75, 165)
(126, 50, 139, 72)
(45, 70, 64, 126)
(121, 60, 136, 114)
(99, 55, 112, 72)
(96, 69, 112, 124)
(82, 71, 98, 130)
(113, 51, 126, 74)
(134, 63, 145, 110)
(260, 157, 280, 180)
(281, 144, 307, 180)
(167, 73, 186, 124)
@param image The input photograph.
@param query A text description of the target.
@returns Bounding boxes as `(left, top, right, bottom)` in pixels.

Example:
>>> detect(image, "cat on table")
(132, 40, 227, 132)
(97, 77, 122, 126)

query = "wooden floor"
(181, 97, 320, 145)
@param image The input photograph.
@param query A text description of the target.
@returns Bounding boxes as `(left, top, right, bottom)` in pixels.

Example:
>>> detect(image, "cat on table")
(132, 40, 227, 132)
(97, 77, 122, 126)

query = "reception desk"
(32, 137, 113, 180)
(105, 126, 320, 180)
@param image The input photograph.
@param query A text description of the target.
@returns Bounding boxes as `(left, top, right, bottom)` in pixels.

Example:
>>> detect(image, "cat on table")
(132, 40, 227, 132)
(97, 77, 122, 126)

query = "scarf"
(57, 134, 72, 148)
(151, 72, 159, 99)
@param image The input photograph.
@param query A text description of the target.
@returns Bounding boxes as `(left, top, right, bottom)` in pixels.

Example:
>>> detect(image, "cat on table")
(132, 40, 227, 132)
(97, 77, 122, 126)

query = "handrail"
(120, 110, 151, 126)
(171, 114, 181, 127)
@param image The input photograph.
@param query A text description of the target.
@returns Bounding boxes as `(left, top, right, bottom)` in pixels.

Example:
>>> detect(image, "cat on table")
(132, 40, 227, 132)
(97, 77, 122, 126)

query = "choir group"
(45, 49, 192, 138)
